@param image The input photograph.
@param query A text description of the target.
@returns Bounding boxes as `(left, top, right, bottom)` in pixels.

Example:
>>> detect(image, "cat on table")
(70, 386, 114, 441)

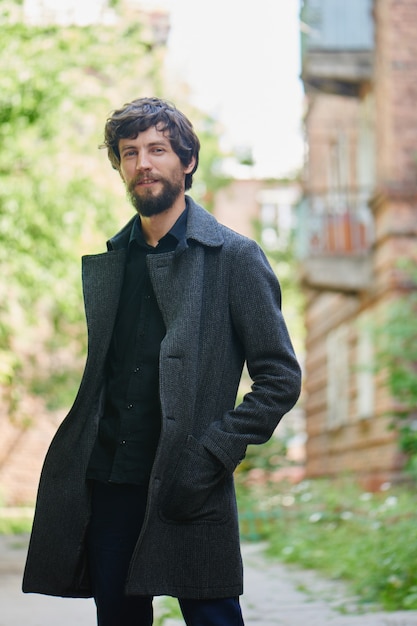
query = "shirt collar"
(107, 196, 224, 252)
(129, 206, 189, 251)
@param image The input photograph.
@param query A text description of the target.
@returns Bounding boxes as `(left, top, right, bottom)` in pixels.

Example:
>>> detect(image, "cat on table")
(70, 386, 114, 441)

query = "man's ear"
(184, 156, 196, 175)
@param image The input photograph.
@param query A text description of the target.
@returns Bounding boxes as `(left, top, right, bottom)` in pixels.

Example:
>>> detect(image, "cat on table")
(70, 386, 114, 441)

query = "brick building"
(298, 0, 417, 488)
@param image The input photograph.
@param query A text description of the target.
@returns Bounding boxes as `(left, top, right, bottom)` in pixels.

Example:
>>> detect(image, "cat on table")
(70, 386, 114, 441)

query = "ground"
(1, 535, 417, 626)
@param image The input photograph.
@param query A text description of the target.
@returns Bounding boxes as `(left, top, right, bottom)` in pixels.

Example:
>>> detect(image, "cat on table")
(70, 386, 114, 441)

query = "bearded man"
(23, 97, 302, 626)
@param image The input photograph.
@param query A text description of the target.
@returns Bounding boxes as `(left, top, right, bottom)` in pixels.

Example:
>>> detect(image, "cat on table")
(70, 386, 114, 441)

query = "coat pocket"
(160, 435, 230, 523)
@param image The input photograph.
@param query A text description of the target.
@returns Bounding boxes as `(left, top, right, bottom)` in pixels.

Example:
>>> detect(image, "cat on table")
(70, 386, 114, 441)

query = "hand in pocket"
(161, 436, 228, 523)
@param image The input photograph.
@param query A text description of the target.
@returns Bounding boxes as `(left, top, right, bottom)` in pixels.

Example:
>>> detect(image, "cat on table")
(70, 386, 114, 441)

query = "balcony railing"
(296, 188, 373, 258)
(296, 188, 374, 292)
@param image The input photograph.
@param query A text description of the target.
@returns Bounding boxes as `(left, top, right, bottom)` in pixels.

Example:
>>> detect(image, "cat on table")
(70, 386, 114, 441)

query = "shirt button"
(120, 440, 127, 445)
(127, 404, 133, 410)
(133, 367, 141, 373)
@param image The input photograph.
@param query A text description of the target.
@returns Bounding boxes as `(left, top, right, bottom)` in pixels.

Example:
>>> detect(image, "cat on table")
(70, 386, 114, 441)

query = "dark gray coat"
(23, 197, 301, 600)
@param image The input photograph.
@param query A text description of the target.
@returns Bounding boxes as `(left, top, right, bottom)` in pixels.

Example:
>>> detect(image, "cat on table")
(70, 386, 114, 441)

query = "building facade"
(298, 0, 417, 488)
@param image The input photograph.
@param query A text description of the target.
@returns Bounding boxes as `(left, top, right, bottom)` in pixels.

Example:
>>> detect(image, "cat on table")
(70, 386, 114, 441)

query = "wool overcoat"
(23, 197, 301, 600)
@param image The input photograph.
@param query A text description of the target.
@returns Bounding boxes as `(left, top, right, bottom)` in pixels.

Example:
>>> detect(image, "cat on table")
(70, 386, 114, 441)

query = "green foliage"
(0, 17, 120, 412)
(237, 477, 417, 611)
(374, 260, 417, 478)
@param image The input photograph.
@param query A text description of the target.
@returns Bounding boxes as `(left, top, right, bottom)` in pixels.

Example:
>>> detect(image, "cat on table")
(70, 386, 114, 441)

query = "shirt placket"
(109, 275, 153, 479)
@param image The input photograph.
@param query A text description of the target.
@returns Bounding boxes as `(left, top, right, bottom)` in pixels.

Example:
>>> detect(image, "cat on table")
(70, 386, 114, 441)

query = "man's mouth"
(135, 176, 158, 186)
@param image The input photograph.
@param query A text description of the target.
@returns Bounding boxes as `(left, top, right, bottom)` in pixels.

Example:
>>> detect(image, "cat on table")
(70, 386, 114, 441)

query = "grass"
(236, 474, 417, 611)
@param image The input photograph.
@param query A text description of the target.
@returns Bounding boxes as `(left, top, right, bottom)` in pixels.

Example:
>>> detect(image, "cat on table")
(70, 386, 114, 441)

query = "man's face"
(118, 126, 194, 217)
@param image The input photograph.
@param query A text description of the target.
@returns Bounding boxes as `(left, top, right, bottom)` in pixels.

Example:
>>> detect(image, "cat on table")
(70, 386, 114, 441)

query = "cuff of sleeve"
(200, 433, 245, 474)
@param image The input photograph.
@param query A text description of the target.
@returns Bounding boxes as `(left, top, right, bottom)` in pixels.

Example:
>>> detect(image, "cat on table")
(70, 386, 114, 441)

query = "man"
(23, 97, 302, 625)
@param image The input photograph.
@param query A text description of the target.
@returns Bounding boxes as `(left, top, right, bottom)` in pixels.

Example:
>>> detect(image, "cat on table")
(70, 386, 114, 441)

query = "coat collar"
(107, 196, 224, 252)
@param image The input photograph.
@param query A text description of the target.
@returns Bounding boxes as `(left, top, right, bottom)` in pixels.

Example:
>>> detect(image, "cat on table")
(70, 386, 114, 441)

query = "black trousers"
(87, 481, 244, 626)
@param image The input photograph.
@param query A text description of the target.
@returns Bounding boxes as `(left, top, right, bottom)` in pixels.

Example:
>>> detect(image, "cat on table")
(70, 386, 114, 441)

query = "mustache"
(128, 173, 159, 189)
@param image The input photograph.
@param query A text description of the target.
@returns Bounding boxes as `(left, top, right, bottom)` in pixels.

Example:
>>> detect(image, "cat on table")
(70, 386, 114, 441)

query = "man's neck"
(139, 199, 186, 247)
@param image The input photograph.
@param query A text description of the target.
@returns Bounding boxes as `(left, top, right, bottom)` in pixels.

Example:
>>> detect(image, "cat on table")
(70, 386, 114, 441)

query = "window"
(355, 318, 375, 419)
(326, 324, 349, 429)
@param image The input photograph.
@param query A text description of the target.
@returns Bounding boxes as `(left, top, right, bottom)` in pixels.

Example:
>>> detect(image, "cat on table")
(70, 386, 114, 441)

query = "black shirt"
(86, 208, 188, 485)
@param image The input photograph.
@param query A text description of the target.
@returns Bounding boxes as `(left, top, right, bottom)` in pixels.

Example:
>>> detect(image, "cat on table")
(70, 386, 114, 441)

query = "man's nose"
(136, 152, 151, 170)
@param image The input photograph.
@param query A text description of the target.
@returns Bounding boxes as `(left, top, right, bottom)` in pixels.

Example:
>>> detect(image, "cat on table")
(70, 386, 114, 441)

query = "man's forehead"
(119, 125, 170, 145)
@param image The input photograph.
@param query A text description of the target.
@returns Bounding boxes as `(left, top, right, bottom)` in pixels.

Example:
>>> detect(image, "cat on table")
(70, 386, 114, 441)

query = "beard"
(127, 174, 183, 218)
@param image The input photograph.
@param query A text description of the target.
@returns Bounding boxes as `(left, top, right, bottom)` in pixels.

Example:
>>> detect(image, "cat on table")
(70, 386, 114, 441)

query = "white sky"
(142, 0, 305, 178)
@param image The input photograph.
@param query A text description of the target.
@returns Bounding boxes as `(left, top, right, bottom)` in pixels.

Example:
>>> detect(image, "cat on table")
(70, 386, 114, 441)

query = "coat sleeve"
(200, 237, 302, 473)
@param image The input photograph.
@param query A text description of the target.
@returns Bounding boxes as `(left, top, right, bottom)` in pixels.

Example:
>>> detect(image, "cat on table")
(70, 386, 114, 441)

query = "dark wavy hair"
(101, 97, 200, 191)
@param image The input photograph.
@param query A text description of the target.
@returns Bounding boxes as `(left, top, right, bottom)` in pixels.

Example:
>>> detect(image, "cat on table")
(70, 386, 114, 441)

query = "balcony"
(303, 50, 373, 96)
(296, 188, 374, 292)
(301, 0, 374, 96)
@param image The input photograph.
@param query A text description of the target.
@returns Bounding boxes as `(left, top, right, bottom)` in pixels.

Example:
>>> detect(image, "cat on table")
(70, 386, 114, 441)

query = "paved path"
(240, 543, 417, 626)
(1, 535, 417, 626)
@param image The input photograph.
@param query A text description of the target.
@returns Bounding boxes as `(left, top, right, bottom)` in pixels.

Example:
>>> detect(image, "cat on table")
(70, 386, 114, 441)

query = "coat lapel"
(81, 249, 126, 363)
(147, 244, 205, 428)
